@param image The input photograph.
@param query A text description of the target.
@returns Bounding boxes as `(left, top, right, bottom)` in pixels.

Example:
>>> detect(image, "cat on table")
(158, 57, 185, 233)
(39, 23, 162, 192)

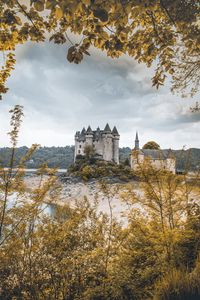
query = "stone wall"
(93, 138, 104, 157)
(102, 133, 113, 161)
(130, 152, 176, 173)
(113, 137, 120, 164)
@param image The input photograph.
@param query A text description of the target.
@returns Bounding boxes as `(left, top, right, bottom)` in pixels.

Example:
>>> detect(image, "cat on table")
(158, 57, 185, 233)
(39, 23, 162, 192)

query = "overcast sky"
(0, 42, 199, 149)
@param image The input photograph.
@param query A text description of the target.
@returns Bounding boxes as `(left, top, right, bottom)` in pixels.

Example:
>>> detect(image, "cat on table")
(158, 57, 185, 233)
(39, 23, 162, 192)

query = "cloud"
(0, 42, 199, 149)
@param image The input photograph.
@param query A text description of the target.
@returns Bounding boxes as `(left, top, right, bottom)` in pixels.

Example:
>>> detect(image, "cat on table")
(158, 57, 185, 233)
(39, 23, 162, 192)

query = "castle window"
(79, 145, 82, 148)
(78, 150, 81, 154)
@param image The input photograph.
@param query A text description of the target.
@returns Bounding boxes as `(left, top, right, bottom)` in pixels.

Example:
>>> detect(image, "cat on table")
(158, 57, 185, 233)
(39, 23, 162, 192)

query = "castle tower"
(74, 131, 80, 161)
(134, 131, 139, 150)
(102, 123, 113, 162)
(85, 125, 93, 147)
(130, 131, 144, 170)
(74, 127, 85, 161)
(96, 127, 101, 140)
(112, 126, 120, 164)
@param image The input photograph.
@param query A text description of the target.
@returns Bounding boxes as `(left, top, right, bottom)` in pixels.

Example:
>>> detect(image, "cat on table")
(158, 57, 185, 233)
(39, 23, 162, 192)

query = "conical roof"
(81, 127, 86, 135)
(135, 131, 139, 141)
(86, 125, 93, 134)
(112, 126, 119, 135)
(104, 123, 111, 133)
(134, 131, 139, 150)
(75, 131, 79, 137)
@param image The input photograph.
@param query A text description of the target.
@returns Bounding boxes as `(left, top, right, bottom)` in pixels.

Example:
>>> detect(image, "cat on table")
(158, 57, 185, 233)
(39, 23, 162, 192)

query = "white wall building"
(130, 133, 176, 173)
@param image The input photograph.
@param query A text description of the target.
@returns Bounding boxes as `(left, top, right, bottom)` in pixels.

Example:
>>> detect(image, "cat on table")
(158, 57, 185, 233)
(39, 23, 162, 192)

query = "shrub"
(81, 165, 94, 181)
(68, 157, 138, 182)
(154, 259, 200, 300)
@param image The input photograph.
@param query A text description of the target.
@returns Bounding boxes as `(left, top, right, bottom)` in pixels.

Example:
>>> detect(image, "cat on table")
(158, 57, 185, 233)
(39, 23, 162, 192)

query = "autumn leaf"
(1, 0, 200, 101)
(55, 7, 63, 20)
(93, 8, 109, 22)
(67, 46, 76, 63)
(34, 0, 44, 12)
(49, 33, 66, 44)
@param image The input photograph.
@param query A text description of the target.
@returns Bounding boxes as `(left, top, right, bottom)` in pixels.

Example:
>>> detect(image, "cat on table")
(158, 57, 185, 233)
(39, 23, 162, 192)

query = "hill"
(0, 146, 74, 169)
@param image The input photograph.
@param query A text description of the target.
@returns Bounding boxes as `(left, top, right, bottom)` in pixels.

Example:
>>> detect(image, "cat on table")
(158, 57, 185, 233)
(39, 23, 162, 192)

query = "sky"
(0, 41, 200, 149)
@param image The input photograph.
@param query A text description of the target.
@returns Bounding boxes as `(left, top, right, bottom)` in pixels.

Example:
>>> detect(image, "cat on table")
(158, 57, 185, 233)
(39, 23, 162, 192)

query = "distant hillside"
(173, 148, 200, 172)
(0, 146, 199, 171)
(119, 147, 132, 162)
(0, 146, 74, 169)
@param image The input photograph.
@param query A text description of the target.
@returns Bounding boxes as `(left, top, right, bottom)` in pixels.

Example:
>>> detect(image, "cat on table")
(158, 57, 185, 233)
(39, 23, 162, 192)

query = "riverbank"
(23, 173, 141, 223)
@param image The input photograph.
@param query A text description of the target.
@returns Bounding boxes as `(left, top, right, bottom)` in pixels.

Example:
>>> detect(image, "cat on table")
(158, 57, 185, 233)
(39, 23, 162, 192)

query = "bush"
(68, 158, 137, 182)
(154, 259, 200, 300)
(81, 165, 94, 181)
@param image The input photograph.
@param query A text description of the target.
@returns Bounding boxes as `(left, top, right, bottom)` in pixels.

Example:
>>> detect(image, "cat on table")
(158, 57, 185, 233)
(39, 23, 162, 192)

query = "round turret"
(85, 125, 93, 146)
(112, 126, 120, 164)
(102, 124, 113, 161)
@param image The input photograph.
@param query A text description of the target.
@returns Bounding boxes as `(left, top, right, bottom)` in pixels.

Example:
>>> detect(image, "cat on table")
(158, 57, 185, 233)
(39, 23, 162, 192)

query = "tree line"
(0, 146, 199, 171)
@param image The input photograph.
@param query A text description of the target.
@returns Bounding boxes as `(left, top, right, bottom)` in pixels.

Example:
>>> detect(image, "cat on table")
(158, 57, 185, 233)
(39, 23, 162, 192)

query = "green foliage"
(119, 147, 132, 163)
(68, 157, 137, 182)
(143, 141, 160, 150)
(174, 148, 200, 173)
(0, 145, 74, 169)
(83, 144, 95, 160)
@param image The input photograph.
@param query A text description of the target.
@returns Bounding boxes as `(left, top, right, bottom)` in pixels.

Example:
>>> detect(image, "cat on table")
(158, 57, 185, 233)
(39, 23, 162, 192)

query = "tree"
(84, 144, 95, 160)
(0, 111, 123, 297)
(143, 141, 160, 150)
(0, 105, 59, 246)
(119, 160, 200, 298)
(154, 258, 200, 300)
(1, 0, 200, 103)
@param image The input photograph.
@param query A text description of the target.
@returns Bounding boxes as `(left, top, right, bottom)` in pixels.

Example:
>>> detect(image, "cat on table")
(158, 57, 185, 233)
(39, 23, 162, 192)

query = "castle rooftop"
(112, 126, 119, 136)
(104, 123, 112, 133)
(86, 125, 93, 134)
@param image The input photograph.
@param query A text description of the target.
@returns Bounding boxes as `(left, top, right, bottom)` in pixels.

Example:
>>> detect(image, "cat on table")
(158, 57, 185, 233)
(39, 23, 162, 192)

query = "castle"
(74, 124, 120, 164)
(130, 132, 176, 173)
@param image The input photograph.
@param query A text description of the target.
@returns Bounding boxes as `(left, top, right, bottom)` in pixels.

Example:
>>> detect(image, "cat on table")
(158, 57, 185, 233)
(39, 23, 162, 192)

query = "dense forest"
(0, 146, 74, 169)
(0, 146, 199, 171)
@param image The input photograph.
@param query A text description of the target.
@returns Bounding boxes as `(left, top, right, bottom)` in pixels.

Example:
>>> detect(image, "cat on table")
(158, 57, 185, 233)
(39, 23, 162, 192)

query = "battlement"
(75, 124, 119, 142)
